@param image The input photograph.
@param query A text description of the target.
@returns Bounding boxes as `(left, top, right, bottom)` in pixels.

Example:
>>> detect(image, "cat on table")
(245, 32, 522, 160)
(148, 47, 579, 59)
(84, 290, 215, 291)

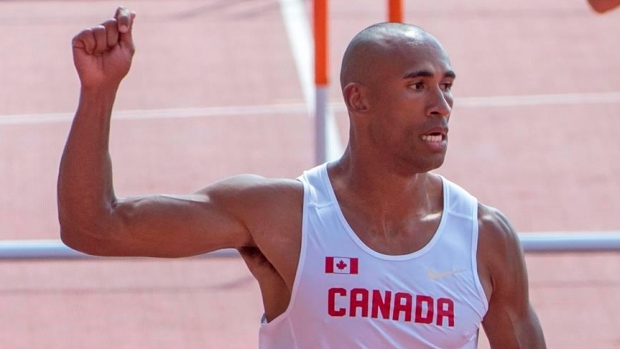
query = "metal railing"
(1, 232, 619, 260)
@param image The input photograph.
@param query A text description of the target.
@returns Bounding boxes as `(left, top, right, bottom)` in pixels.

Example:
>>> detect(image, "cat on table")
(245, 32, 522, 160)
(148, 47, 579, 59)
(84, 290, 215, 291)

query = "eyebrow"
(403, 70, 456, 79)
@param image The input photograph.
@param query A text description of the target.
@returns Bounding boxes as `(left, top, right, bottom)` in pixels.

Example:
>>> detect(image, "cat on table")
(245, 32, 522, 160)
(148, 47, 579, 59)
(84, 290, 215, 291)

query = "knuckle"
(75, 28, 92, 39)
(102, 19, 117, 29)
(89, 26, 105, 40)
(72, 28, 93, 47)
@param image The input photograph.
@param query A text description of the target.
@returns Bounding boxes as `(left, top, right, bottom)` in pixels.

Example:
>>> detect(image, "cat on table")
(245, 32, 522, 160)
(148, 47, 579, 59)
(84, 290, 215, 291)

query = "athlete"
(58, 7, 546, 348)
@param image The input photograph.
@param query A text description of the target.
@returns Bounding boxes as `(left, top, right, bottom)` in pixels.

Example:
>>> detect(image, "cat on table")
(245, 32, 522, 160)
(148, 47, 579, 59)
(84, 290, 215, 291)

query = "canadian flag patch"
(325, 256, 359, 274)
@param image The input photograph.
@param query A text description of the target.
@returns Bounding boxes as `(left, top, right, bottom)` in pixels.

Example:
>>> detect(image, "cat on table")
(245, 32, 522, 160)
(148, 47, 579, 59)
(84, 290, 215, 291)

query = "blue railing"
(1, 232, 619, 260)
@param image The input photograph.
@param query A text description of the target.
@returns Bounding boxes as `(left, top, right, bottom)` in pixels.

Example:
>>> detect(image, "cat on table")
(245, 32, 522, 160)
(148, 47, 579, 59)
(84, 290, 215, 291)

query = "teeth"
(421, 134, 443, 142)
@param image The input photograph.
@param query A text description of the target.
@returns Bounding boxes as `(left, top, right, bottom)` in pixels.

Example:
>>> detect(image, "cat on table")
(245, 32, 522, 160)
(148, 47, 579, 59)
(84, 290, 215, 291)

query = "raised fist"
(72, 7, 136, 88)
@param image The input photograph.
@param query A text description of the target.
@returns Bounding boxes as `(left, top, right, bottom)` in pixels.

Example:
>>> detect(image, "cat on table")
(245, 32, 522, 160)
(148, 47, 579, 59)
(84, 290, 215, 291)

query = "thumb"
(114, 7, 136, 47)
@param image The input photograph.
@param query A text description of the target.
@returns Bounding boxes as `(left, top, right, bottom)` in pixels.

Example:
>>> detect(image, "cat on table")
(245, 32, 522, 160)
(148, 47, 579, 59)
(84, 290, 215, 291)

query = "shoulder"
(477, 203, 523, 268)
(476, 203, 527, 297)
(477, 203, 521, 251)
(196, 173, 304, 221)
(198, 174, 303, 202)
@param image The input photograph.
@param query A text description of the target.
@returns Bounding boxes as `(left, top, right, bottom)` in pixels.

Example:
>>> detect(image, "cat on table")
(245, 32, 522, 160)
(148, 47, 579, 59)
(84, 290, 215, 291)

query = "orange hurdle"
(313, 0, 403, 164)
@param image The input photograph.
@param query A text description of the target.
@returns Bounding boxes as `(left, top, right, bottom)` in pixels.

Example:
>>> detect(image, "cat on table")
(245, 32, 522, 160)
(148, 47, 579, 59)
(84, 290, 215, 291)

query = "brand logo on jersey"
(325, 256, 358, 275)
(427, 268, 465, 280)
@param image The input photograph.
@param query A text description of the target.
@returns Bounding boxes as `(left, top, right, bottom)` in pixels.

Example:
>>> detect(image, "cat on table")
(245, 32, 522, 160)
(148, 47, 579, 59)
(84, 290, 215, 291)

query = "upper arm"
(61, 174, 286, 258)
(478, 205, 546, 349)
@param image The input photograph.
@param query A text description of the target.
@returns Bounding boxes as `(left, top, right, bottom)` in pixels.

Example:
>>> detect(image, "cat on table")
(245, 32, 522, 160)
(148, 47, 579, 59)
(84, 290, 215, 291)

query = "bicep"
(70, 176, 260, 258)
(479, 207, 546, 348)
(109, 191, 251, 257)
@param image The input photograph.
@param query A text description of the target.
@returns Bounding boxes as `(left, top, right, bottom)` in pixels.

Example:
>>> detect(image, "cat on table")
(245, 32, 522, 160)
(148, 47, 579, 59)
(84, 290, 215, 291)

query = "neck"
(328, 148, 439, 216)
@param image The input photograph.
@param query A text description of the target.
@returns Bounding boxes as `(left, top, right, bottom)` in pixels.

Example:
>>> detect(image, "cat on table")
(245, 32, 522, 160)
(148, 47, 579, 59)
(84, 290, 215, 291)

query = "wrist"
(76, 85, 120, 120)
(79, 84, 120, 104)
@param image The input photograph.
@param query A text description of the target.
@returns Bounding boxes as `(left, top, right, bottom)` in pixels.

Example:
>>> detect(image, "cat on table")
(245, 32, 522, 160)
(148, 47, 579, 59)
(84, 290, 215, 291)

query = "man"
(58, 7, 546, 348)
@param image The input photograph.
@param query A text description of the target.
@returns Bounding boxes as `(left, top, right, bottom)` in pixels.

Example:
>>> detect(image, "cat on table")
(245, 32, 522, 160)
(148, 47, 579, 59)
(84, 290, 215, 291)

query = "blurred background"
(1, 0, 619, 348)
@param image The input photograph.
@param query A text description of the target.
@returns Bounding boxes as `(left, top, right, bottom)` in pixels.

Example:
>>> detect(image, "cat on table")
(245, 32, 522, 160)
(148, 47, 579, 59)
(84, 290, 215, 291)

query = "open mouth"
(420, 133, 445, 142)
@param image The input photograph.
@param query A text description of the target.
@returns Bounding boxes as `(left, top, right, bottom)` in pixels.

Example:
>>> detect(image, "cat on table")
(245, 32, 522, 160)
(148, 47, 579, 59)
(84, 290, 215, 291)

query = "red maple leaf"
(336, 260, 348, 270)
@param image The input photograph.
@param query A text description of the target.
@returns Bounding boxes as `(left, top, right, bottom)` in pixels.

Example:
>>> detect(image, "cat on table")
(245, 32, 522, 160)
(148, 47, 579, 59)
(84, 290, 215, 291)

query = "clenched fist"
(72, 7, 136, 88)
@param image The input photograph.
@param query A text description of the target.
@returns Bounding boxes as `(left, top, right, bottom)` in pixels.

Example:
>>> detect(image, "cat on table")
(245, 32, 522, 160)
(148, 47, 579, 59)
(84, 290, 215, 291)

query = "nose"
(426, 86, 452, 118)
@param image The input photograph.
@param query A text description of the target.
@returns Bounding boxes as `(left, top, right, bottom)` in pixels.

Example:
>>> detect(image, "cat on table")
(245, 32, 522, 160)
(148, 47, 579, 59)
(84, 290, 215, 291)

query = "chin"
(396, 157, 445, 176)
(417, 155, 447, 173)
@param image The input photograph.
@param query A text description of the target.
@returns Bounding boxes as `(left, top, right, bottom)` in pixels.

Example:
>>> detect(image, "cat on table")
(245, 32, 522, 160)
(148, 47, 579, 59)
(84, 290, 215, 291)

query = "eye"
(409, 82, 425, 90)
(441, 82, 453, 92)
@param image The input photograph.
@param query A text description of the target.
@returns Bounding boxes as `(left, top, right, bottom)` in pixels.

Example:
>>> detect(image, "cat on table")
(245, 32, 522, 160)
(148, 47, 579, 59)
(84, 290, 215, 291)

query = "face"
(364, 35, 455, 174)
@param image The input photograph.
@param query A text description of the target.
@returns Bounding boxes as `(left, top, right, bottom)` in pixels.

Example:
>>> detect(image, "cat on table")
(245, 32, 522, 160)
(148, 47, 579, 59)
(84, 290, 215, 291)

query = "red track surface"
(1, 0, 619, 348)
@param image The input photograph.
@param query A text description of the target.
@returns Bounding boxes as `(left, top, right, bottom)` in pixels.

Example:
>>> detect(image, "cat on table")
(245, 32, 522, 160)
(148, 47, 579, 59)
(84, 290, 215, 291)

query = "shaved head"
(336, 22, 455, 173)
(339, 23, 447, 91)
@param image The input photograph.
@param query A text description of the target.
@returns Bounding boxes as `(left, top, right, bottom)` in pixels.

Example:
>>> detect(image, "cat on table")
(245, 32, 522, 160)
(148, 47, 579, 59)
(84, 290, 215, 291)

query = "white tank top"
(259, 164, 488, 349)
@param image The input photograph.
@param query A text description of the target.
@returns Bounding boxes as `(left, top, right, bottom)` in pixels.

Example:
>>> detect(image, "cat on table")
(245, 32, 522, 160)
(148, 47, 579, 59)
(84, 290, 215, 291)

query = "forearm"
(58, 86, 120, 239)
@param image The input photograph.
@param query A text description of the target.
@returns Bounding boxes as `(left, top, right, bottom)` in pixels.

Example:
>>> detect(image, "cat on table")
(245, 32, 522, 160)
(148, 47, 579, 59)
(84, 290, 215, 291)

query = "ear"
(343, 82, 369, 113)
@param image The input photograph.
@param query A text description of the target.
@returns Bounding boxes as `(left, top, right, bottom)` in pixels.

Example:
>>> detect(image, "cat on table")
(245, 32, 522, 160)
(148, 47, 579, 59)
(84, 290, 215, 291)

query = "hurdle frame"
(313, 0, 404, 164)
